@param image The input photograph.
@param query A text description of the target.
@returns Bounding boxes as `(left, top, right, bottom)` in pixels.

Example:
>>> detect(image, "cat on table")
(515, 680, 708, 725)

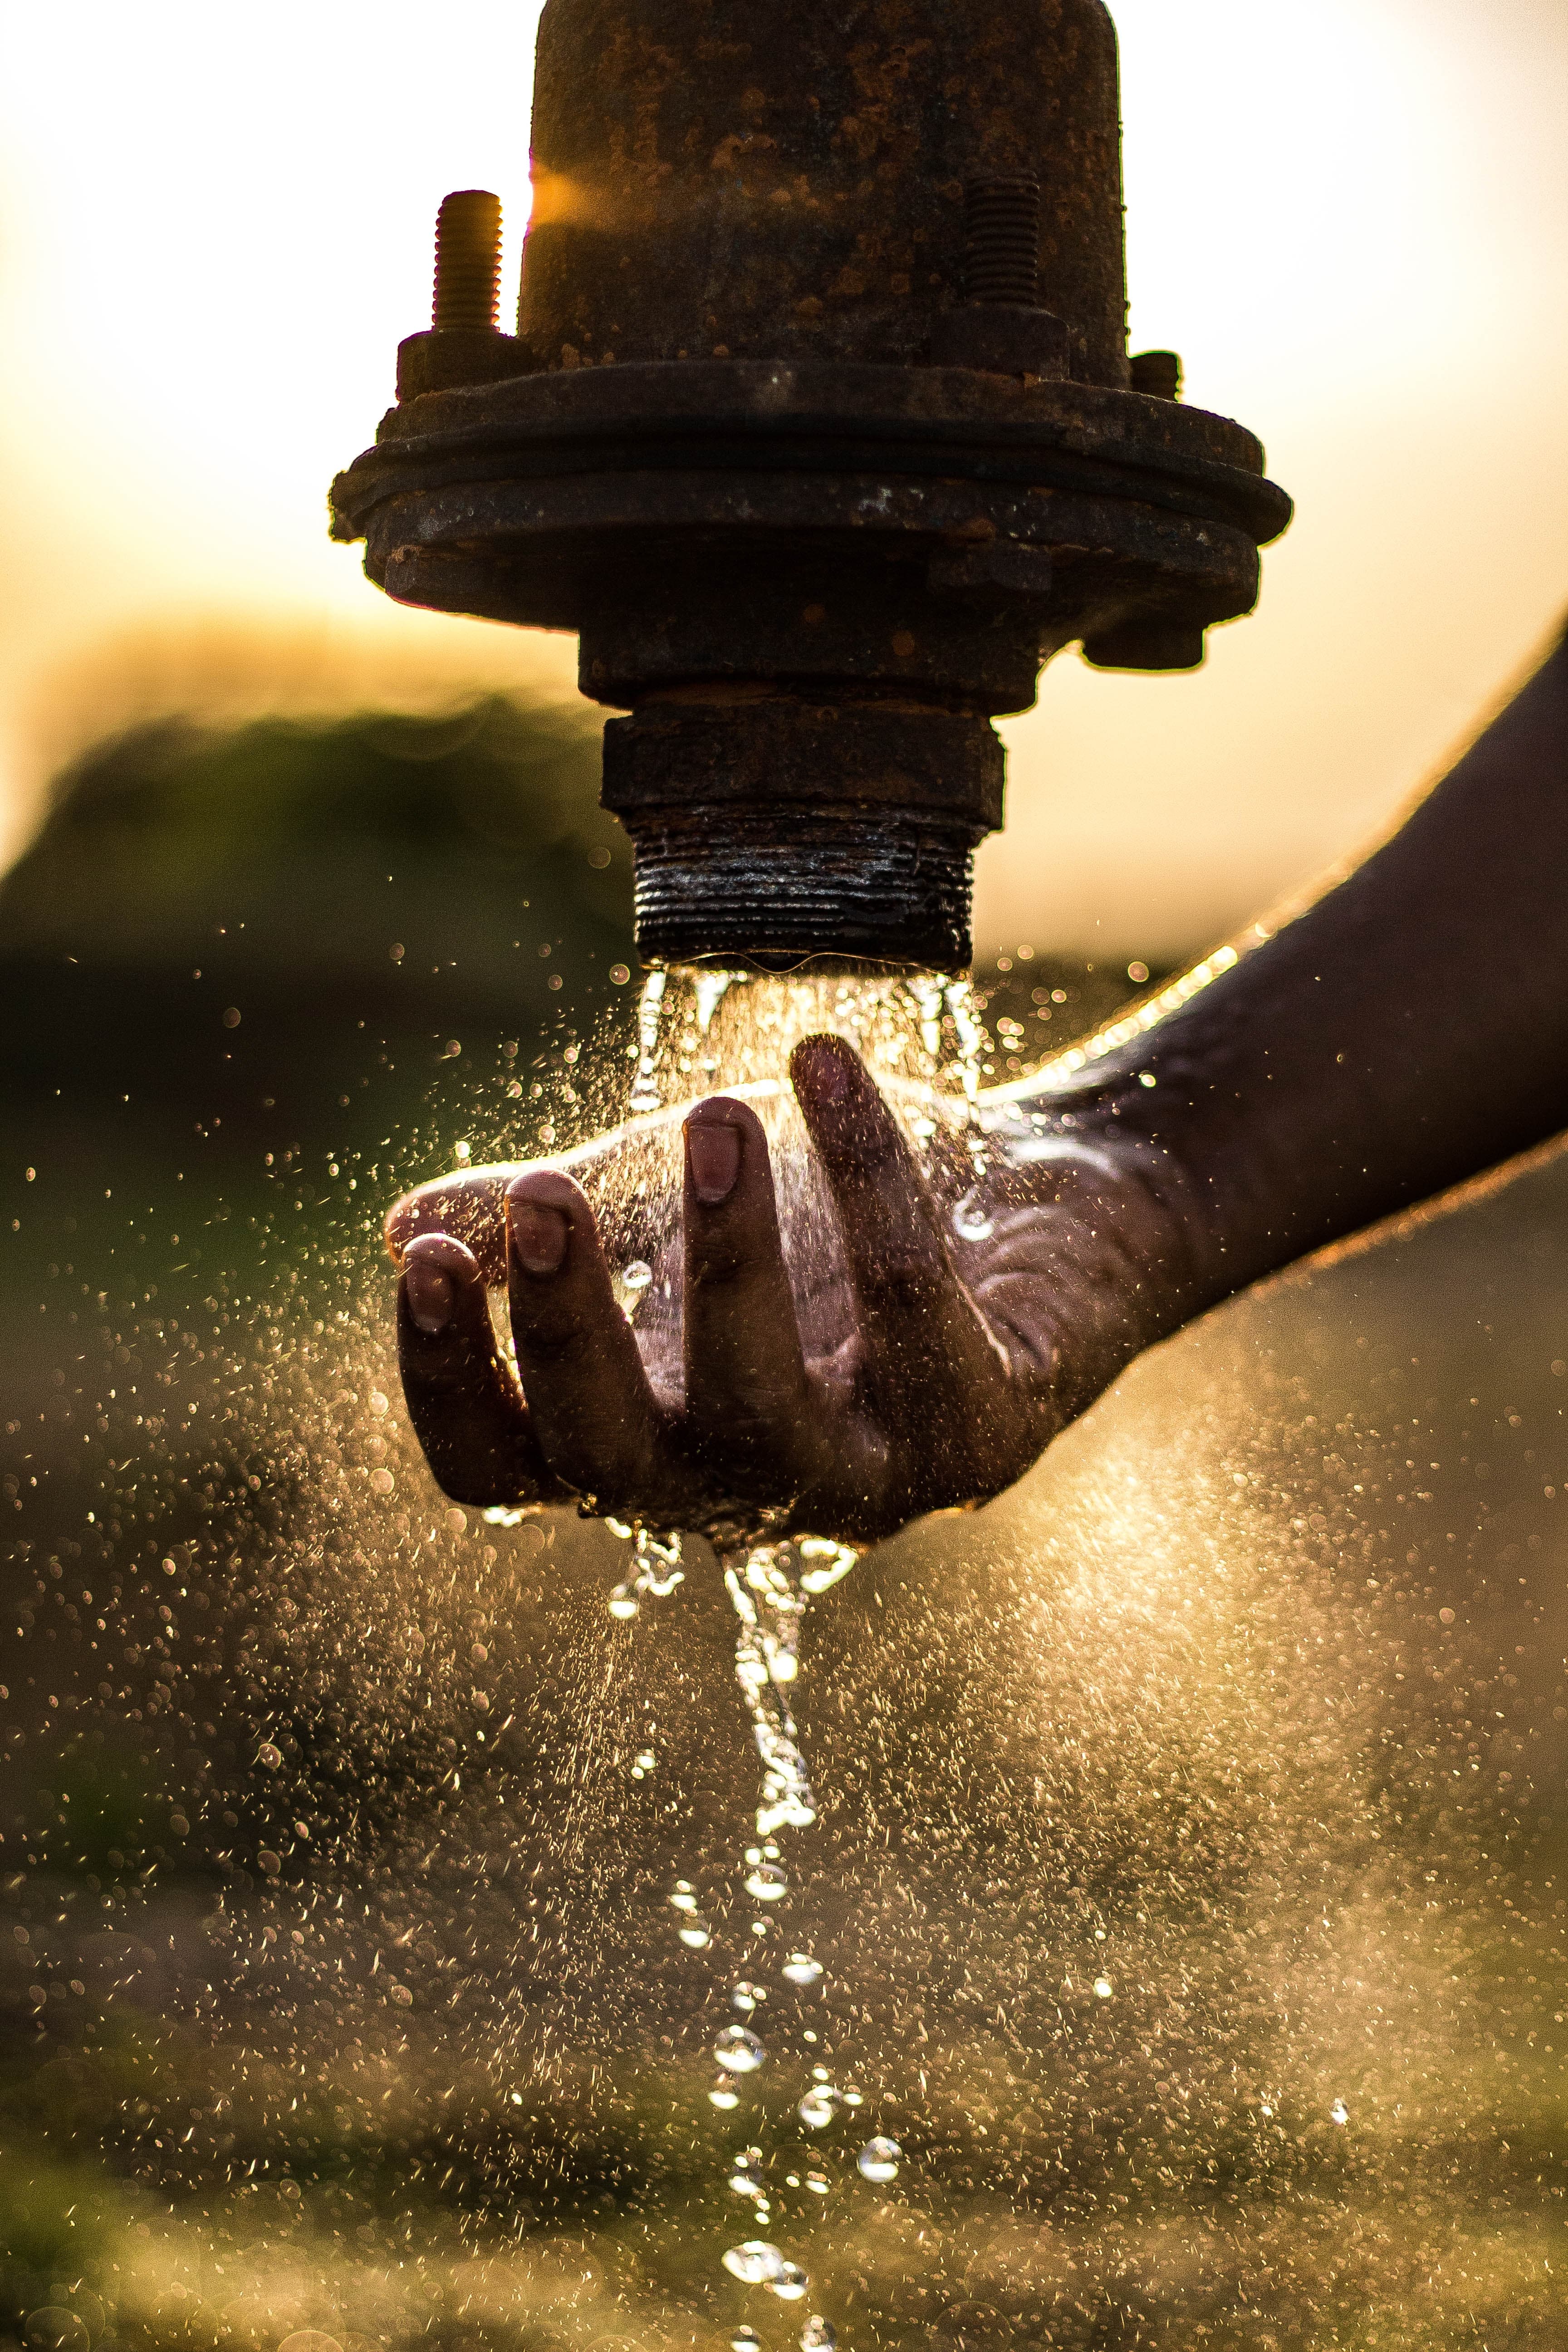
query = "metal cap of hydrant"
(330, 0, 1290, 971)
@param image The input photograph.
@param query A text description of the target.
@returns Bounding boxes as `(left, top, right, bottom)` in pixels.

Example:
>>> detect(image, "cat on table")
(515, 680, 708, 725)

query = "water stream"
(597, 962, 990, 2349)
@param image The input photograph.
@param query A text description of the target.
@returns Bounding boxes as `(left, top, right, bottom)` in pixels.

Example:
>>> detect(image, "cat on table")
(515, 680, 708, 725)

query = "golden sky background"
(1, 0, 1564, 960)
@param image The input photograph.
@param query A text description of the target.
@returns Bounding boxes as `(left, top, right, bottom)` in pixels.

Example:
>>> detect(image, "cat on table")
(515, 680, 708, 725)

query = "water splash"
(715, 2025, 767, 2074)
(694, 966, 740, 1049)
(726, 1541, 825, 1836)
(951, 1186, 996, 1243)
(723, 2241, 786, 2285)
(603, 965, 982, 2333)
(628, 965, 669, 1115)
(604, 1523, 686, 1622)
(637, 1528, 878, 2313)
(857, 2136, 901, 2182)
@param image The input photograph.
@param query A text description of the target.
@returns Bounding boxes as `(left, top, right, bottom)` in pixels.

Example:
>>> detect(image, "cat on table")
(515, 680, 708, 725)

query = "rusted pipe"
(332, 0, 1290, 970)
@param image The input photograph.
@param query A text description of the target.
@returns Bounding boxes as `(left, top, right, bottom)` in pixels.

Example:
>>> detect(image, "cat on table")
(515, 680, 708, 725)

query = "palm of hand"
(386, 1034, 1184, 1541)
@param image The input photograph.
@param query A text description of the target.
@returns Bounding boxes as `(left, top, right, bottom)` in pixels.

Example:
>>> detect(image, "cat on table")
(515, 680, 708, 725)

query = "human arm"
(1059, 618, 1568, 1293)
(386, 619, 1568, 1539)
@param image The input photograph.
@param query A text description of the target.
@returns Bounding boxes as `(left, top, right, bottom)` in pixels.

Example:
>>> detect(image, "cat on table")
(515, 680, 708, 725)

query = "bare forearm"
(1033, 621, 1568, 1310)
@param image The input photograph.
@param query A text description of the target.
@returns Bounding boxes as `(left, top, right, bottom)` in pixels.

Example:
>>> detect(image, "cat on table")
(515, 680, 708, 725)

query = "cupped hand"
(383, 1035, 1198, 1541)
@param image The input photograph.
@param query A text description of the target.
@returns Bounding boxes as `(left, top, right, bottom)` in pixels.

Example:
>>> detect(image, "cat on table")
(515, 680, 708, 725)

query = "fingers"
(384, 1116, 689, 1285)
(681, 1098, 823, 1488)
(789, 1034, 1019, 1465)
(507, 1171, 696, 1514)
(392, 1051, 1037, 1532)
(397, 1234, 565, 1506)
(386, 1169, 518, 1284)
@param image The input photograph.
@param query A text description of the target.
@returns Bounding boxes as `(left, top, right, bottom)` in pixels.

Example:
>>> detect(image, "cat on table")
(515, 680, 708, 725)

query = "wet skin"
(387, 620, 1568, 1542)
(384, 1034, 1190, 1543)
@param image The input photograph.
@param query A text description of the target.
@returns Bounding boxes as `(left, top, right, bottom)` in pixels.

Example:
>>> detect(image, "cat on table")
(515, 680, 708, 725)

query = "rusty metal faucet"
(330, 0, 1289, 972)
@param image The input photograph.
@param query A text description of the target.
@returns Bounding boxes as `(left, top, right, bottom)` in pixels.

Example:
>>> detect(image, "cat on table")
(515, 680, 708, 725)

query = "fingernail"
(793, 1034, 854, 1104)
(511, 1200, 568, 1276)
(686, 1119, 741, 1205)
(405, 1258, 455, 1335)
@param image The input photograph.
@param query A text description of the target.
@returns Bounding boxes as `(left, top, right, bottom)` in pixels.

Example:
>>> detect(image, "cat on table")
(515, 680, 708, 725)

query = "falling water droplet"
(800, 2321, 837, 2352)
(857, 2136, 901, 2182)
(668, 1881, 699, 1912)
(694, 968, 737, 1032)
(630, 967, 668, 1115)
(1330, 2098, 1349, 2127)
(632, 1748, 657, 1775)
(1094, 1976, 1114, 1999)
(782, 1951, 823, 1986)
(730, 2332, 763, 2352)
(715, 2025, 766, 2073)
(709, 2082, 741, 2110)
(745, 1862, 788, 1901)
(722, 2241, 785, 2286)
(769, 2264, 809, 2303)
(908, 970, 945, 1063)
(951, 1187, 995, 1243)
(805, 2168, 830, 2195)
(731, 1980, 765, 2014)
(679, 1917, 713, 1950)
(622, 1259, 653, 1292)
(608, 1583, 640, 1620)
(256, 1742, 282, 1769)
(798, 1538, 858, 1595)
(797, 2086, 843, 2129)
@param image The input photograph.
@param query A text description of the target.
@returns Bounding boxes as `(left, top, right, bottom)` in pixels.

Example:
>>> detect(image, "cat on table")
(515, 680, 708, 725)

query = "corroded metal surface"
(626, 805, 989, 970)
(332, 361, 1287, 686)
(603, 701, 1005, 966)
(329, 1, 1292, 969)
(522, 0, 1129, 384)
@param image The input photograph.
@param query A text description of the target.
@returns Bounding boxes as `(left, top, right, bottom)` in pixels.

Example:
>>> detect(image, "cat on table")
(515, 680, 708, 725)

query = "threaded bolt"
(431, 190, 503, 333)
(962, 176, 1042, 307)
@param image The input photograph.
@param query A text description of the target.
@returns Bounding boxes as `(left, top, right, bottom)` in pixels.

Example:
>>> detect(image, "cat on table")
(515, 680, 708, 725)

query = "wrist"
(967, 1082, 1228, 1423)
(986, 981, 1294, 1310)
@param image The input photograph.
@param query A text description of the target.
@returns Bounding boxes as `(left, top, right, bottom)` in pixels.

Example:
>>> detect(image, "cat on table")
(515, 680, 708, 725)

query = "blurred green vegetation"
(0, 695, 636, 1206)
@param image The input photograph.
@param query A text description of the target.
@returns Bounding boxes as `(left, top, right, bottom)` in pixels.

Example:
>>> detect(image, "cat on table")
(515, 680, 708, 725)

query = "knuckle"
(686, 1240, 752, 1288)
(510, 1293, 606, 1364)
(514, 1319, 581, 1367)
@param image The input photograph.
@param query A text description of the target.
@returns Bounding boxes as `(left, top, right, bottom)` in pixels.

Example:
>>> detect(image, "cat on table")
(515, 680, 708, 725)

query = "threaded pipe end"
(432, 190, 503, 333)
(624, 805, 981, 971)
(963, 176, 1042, 307)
